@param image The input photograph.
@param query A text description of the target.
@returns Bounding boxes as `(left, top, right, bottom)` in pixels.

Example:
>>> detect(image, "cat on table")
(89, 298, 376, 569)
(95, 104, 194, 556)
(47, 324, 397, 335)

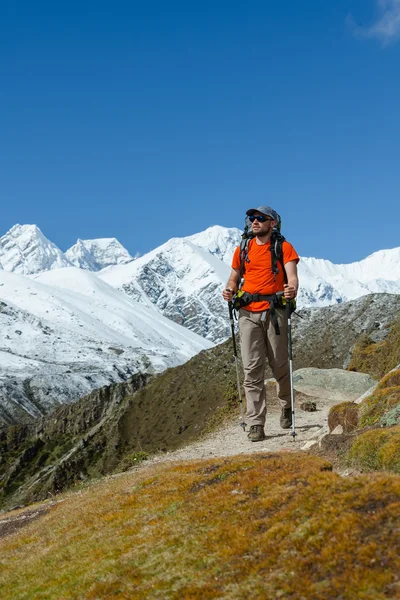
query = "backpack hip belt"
(233, 291, 288, 335)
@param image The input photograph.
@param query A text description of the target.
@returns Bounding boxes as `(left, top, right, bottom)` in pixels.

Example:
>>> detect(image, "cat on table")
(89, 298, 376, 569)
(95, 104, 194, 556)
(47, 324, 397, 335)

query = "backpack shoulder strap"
(239, 238, 249, 283)
(271, 231, 287, 283)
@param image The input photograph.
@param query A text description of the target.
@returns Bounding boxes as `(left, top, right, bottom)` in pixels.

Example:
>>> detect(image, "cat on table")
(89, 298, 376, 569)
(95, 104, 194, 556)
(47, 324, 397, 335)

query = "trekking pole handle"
(228, 302, 238, 357)
(286, 300, 293, 361)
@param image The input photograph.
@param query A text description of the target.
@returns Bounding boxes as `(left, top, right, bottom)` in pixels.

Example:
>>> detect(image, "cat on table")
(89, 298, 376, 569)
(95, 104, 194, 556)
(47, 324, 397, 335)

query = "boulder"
(292, 368, 377, 402)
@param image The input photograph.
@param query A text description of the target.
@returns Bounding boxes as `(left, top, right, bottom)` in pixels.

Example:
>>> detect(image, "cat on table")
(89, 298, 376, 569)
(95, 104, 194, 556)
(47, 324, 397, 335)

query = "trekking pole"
(228, 301, 246, 431)
(286, 299, 297, 441)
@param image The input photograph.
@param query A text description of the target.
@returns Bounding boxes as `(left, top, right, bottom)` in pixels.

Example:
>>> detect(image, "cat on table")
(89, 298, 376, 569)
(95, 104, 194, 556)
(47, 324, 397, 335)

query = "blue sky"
(1, 0, 399, 263)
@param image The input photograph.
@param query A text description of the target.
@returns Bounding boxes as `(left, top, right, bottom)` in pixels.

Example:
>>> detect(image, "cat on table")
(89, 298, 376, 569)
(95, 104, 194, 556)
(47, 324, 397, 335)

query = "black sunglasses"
(249, 215, 273, 223)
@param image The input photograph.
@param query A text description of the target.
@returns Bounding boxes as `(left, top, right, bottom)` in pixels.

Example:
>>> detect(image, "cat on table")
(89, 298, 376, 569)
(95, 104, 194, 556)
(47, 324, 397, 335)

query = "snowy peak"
(98, 234, 233, 342)
(301, 247, 400, 283)
(66, 237, 133, 271)
(185, 225, 241, 265)
(0, 224, 72, 275)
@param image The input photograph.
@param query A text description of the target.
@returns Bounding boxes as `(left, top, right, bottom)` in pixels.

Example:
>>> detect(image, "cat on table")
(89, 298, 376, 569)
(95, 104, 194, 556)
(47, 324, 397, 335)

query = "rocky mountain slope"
(0, 222, 399, 429)
(1, 292, 399, 510)
(291, 293, 400, 369)
(98, 232, 233, 342)
(0, 268, 211, 425)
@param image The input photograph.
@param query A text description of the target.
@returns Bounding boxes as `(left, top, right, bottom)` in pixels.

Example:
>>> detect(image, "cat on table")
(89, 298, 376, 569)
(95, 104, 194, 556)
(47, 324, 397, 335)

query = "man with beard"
(222, 206, 299, 442)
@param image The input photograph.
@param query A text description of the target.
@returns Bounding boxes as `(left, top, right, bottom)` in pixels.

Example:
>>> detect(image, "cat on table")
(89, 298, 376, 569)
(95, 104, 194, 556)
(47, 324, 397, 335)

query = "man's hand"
(283, 284, 297, 300)
(222, 287, 235, 302)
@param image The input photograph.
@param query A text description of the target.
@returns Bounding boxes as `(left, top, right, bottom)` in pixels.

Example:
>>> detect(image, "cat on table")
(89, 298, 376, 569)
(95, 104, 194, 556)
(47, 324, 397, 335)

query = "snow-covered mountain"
(2, 223, 398, 345)
(0, 268, 212, 424)
(185, 225, 242, 265)
(98, 234, 232, 342)
(0, 224, 73, 275)
(65, 238, 133, 271)
(298, 248, 400, 307)
(99, 226, 400, 342)
(0, 225, 134, 275)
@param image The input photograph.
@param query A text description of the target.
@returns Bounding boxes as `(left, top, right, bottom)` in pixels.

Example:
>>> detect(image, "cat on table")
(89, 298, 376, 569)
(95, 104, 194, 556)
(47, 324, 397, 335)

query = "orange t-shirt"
(232, 238, 300, 312)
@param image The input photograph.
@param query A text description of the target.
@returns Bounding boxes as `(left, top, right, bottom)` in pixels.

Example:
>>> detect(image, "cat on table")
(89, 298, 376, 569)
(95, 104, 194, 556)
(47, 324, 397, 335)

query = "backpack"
(238, 212, 287, 287)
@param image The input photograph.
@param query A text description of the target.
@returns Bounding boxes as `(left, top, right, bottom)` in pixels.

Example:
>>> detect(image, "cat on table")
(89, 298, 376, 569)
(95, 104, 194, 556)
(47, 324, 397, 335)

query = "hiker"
(222, 205, 299, 442)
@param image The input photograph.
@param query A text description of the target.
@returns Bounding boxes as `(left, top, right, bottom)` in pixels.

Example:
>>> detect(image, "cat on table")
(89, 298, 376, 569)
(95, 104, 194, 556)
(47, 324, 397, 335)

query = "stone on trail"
(292, 368, 377, 402)
(300, 400, 317, 412)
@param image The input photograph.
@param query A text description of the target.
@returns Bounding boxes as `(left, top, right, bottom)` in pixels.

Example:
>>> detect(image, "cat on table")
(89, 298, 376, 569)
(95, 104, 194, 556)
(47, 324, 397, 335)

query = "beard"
(253, 224, 273, 240)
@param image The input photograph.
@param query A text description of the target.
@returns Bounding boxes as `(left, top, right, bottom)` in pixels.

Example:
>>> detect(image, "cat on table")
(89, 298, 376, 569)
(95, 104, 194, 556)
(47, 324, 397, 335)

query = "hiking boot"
(247, 424, 265, 442)
(280, 407, 292, 429)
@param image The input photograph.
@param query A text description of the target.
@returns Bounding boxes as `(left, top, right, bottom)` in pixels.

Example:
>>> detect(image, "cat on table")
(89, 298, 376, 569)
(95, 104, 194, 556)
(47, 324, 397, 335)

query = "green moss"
(359, 387, 400, 427)
(345, 426, 400, 473)
(380, 405, 400, 427)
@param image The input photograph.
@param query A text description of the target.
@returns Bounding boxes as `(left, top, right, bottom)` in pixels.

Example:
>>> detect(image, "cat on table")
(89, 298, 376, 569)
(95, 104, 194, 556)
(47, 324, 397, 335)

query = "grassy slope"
(344, 368, 400, 474)
(322, 318, 400, 474)
(1, 309, 400, 597)
(2, 301, 400, 510)
(348, 317, 400, 379)
(1, 453, 399, 600)
(0, 341, 241, 510)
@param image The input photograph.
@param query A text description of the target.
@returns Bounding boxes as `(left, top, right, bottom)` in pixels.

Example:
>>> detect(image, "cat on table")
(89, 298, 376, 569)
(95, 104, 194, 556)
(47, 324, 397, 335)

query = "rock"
(301, 440, 318, 450)
(331, 425, 344, 435)
(328, 401, 359, 433)
(300, 401, 317, 412)
(319, 432, 353, 452)
(292, 368, 377, 402)
(354, 384, 378, 405)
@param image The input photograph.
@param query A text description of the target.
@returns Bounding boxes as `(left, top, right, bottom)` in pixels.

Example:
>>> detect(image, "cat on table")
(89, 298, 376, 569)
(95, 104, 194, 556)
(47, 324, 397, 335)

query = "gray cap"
(246, 205, 280, 223)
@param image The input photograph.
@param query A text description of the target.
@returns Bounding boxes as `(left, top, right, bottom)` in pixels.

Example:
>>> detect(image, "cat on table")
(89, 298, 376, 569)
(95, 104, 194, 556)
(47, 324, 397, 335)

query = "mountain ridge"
(1, 222, 400, 345)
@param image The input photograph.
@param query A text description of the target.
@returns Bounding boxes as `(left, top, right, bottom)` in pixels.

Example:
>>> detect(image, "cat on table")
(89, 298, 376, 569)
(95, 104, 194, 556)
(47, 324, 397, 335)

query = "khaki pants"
(238, 308, 290, 426)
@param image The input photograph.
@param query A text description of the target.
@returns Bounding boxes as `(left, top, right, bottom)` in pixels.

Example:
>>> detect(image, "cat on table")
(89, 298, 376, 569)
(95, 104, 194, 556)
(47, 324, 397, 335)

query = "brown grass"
(0, 453, 399, 599)
(328, 401, 359, 433)
(345, 426, 400, 474)
(377, 368, 400, 391)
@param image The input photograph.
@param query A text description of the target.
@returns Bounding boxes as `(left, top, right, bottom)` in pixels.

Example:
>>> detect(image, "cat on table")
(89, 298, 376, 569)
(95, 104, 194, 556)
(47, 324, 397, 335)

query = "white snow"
(0, 224, 72, 275)
(66, 238, 133, 271)
(185, 225, 242, 265)
(298, 247, 400, 305)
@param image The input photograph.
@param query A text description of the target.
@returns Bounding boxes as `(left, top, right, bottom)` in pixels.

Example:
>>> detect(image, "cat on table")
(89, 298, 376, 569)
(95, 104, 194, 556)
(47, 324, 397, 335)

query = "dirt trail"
(149, 394, 334, 465)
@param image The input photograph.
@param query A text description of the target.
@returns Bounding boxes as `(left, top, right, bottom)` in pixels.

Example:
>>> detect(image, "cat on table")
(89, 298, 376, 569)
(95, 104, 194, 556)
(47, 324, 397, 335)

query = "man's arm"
(283, 260, 299, 299)
(222, 268, 240, 301)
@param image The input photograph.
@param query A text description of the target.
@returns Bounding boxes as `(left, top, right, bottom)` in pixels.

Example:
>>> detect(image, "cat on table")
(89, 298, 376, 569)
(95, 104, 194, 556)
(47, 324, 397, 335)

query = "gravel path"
(148, 394, 335, 465)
